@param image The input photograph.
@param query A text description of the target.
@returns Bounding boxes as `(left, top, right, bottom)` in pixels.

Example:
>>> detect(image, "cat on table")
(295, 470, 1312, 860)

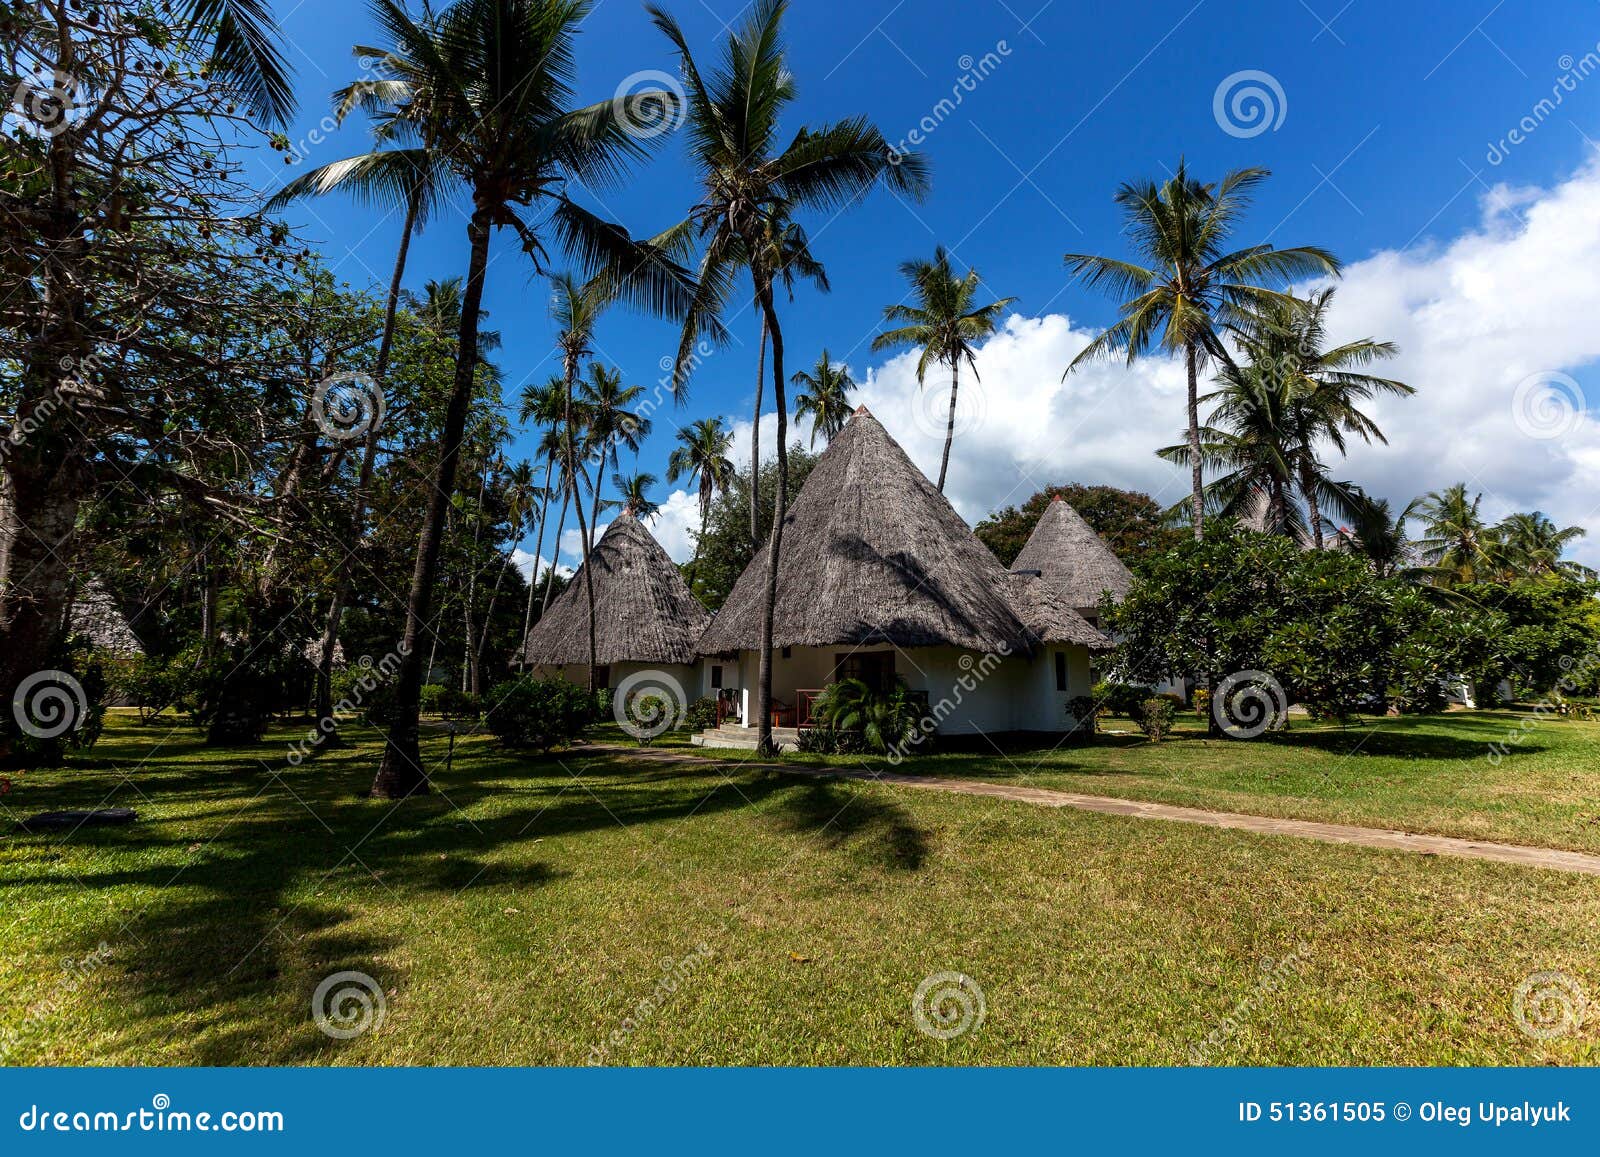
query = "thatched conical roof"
(1004, 572, 1116, 651)
(68, 582, 144, 654)
(1010, 496, 1134, 614)
(698, 409, 1109, 655)
(523, 510, 710, 666)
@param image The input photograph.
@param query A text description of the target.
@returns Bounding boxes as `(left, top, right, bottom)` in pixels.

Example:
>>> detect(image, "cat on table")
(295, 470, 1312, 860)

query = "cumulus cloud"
(554, 487, 706, 565)
(839, 156, 1600, 567)
(510, 548, 569, 583)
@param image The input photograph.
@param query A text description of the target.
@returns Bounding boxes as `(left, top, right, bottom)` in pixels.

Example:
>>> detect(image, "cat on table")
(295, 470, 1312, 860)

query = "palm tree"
(613, 472, 661, 521)
(748, 216, 830, 543)
(1064, 162, 1342, 539)
(1498, 512, 1591, 579)
(266, 6, 451, 736)
(184, 0, 296, 124)
(1237, 288, 1411, 548)
(1411, 484, 1503, 585)
(1343, 494, 1416, 579)
(504, 458, 547, 670)
(667, 418, 736, 590)
(370, 0, 698, 800)
(652, 0, 929, 754)
(517, 376, 569, 624)
(579, 363, 650, 532)
(871, 246, 1013, 490)
(792, 351, 856, 446)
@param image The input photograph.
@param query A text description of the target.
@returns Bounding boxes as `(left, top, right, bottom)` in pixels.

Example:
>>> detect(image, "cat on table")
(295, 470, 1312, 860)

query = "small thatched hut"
(696, 408, 1110, 736)
(1009, 495, 1134, 626)
(522, 509, 710, 693)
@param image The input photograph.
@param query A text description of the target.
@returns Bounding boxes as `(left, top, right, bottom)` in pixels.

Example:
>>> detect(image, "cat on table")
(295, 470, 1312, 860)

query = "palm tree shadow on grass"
(769, 780, 928, 871)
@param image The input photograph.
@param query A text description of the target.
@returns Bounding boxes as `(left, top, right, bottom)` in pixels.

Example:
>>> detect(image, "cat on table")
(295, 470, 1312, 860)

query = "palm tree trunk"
(936, 359, 958, 492)
(519, 449, 555, 671)
(755, 276, 787, 757)
(750, 314, 767, 547)
(1300, 461, 1325, 550)
(1186, 342, 1204, 541)
(542, 486, 569, 614)
(687, 491, 708, 592)
(562, 368, 599, 697)
(315, 185, 420, 732)
(372, 208, 492, 799)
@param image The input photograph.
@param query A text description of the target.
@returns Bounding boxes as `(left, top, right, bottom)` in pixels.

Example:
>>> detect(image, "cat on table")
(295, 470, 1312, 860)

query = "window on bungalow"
(1054, 652, 1067, 692)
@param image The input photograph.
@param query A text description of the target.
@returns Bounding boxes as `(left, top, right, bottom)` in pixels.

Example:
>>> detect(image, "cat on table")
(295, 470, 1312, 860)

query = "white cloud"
(839, 156, 1600, 567)
(552, 487, 705, 566)
(510, 548, 569, 583)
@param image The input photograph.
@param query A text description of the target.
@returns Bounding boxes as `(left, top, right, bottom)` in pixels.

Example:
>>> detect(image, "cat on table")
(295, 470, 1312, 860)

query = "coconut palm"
(1236, 288, 1411, 547)
(516, 376, 569, 629)
(613, 472, 661, 522)
(792, 351, 856, 446)
(1498, 512, 1591, 579)
(579, 363, 651, 531)
(504, 457, 549, 671)
(1064, 162, 1342, 539)
(748, 216, 830, 542)
(871, 246, 1014, 491)
(267, 10, 452, 734)
(184, 0, 296, 124)
(371, 0, 699, 800)
(1411, 484, 1504, 585)
(651, 0, 929, 754)
(1343, 494, 1416, 579)
(667, 418, 736, 590)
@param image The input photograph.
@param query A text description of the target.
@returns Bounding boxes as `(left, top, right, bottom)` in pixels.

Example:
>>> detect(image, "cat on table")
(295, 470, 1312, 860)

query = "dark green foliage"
(1065, 695, 1097, 733)
(485, 677, 593, 752)
(1091, 681, 1156, 718)
(191, 645, 298, 746)
(420, 684, 481, 719)
(2, 644, 110, 767)
(795, 726, 867, 755)
(1108, 525, 1509, 722)
(976, 483, 1184, 570)
(1456, 576, 1600, 700)
(685, 696, 719, 733)
(811, 678, 933, 756)
(1138, 697, 1175, 742)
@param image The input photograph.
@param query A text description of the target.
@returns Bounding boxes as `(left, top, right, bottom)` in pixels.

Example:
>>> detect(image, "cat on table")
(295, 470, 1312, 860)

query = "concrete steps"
(691, 725, 800, 753)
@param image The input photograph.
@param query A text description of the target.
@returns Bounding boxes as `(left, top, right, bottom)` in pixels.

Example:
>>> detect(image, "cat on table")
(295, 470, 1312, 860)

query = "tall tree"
(578, 363, 650, 532)
(652, 0, 929, 753)
(667, 418, 736, 590)
(371, 0, 698, 799)
(1497, 512, 1591, 579)
(871, 246, 1013, 491)
(1063, 162, 1341, 539)
(792, 351, 856, 446)
(613, 472, 661, 521)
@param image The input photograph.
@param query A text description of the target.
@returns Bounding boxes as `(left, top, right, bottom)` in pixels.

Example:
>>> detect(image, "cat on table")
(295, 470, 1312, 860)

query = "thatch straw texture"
(523, 511, 710, 666)
(1004, 572, 1116, 651)
(699, 409, 1108, 655)
(1010, 496, 1134, 613)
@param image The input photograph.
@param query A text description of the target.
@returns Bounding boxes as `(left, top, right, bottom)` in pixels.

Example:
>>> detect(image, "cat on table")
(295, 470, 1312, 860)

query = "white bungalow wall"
(709, 643, 1093, 735)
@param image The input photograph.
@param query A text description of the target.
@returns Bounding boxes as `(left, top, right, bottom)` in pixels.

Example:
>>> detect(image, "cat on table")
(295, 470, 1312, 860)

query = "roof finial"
(852, 403, 872, 417)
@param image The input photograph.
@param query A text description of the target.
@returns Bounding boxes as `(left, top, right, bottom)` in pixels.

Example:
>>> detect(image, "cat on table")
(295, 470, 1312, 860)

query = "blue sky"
(265, 0, 1600, 568)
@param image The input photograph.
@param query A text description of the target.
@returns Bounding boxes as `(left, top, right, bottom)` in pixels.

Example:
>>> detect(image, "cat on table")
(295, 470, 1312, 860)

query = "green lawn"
(777, 710, 1600, 855)
(1, 711, 1597, 1066)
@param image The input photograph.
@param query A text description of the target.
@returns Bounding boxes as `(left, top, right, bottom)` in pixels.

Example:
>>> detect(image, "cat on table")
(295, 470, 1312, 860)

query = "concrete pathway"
(581, 744, 1600, 877)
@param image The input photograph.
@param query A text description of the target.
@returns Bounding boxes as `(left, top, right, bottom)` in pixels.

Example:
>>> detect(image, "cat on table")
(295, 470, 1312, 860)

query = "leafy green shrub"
(1192, 687, 1211, 720)
(685, 696, 719, 733)
(125, 652, 196, 721)
(485, 677, 593, 751)
(191, 645, 296, 745)
(795, 726, 866, 755)
(1065, 695, 1097, 734)
(1092, 680, 1155, 718)
(1138, 697, 1175, 742)
(594, 688, 613, 720)
(420, 684, 480, 719)
(811, 678, 933, 756)
(3, 645, 110, 766)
